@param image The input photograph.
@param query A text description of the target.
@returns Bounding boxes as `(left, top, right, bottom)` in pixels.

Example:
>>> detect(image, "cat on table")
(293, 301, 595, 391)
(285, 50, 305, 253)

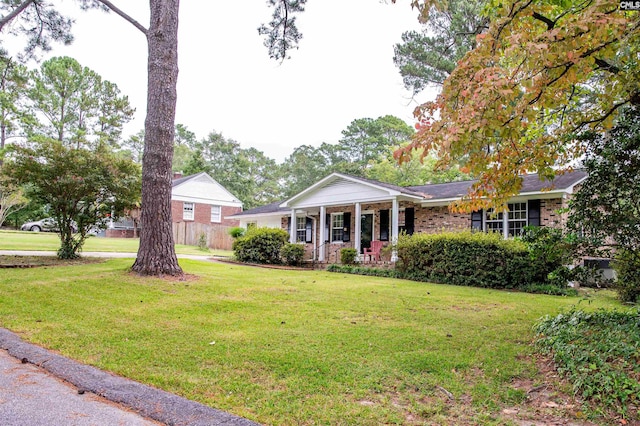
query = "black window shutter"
(471, 210, 483, 231)
(405, 208, 415, 235)
(325, 213, 330, 242)
(305, 217, 313, 243)
(528, 200, 541, 227)
(287, 216, 291, 237)
(379, 209, 389, 241)
(342, 212, 351, 242)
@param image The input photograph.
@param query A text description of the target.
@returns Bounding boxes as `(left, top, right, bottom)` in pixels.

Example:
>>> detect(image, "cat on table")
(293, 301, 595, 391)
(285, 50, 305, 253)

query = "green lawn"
(0, 258, 625, 424)
(0, 230, 232, 257)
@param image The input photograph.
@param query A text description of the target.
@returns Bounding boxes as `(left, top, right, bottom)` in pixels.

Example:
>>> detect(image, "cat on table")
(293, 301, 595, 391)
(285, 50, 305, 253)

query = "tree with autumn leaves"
(398, 0, 639, 212)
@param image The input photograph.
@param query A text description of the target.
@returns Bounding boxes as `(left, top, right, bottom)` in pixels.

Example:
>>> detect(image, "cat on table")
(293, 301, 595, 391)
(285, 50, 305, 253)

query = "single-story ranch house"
(227, 171, 587, 263)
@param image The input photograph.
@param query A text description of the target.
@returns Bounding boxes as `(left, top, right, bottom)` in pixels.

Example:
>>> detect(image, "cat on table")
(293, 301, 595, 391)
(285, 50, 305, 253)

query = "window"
(507, 202, 527, 237)
(485, 209, 504, 234)
(183, 202, 194, 220)
(484, 202, 528, 237)
(210, 205, 221, 223)
(331, 213, 344, 242)
(296, 217, 306, 242)
(246, 221, 257, 230)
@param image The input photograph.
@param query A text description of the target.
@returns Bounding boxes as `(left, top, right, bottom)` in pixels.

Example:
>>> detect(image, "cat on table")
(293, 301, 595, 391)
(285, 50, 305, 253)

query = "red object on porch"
(363, 240, 384, 262)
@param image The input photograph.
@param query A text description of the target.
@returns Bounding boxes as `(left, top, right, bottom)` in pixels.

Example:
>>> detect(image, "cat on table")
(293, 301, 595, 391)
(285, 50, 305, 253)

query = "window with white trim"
(296, 217, 306, 242)
(484, 202, 528, 237)
(246, 221, 257, 230)
(210, 205, 221, 223)
(183, 202, 194, 220)
(485, 209, 504, 234)
(507, 202, 528, 237)
(331, 213, 344, 242)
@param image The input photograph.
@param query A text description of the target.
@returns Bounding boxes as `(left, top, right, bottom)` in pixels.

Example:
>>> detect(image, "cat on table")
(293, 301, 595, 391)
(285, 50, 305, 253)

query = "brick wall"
(171, 200, 241, 227)
(540, 197, 566, 228)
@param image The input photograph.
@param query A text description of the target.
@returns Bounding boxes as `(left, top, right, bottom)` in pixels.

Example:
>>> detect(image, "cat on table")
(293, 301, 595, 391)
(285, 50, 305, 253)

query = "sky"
(10, 1, 434, 162)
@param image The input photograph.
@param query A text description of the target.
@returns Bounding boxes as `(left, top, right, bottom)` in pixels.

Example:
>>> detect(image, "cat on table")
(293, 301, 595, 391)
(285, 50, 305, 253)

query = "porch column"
(290, 208, 296, 244)
(354, 202, 362, 260)
(391, 198, 399, 262)
(319, 206, 326, 262)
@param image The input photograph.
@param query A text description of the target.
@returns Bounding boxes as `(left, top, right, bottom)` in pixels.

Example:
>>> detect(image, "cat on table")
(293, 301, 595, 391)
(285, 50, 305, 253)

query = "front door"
(360, 213, 373, 253)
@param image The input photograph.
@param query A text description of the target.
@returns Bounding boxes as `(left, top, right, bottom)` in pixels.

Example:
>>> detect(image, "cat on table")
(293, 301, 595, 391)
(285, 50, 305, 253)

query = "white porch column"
(319, 206, 326, 262)
(290, 208, 296, 244)
(391, 198, 399, 262)
(354, 202, 362, 260)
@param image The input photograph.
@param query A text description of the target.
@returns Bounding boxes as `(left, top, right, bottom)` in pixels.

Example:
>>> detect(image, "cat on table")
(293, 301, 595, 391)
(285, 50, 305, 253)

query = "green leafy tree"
(25, 56, 134, 150)
(337, 115, 414, 175)
(400, 0, 640, 212)
(366, 145, 469, 186)
(121, 129, 145, 164)
(280, 143, 335, 197)
(567, 107, 640, 303)
(1, 0, 306, 276)
(0, 181, 27, 227)
(393, 0, 487, 92)
(0, 55, 28, 152)
(186, 131, 283, 209)
(172, 124, 197, 172)
(4, 139, 141, 258)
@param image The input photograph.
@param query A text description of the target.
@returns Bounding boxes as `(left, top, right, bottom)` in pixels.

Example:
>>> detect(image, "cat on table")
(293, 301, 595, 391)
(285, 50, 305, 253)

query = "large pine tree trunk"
(132, 0, 183, 276)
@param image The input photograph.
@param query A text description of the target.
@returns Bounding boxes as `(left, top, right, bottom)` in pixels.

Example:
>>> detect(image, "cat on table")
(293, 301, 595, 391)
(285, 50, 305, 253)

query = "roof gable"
(172, 172, 242, 206)
(282, 173, 424, 208)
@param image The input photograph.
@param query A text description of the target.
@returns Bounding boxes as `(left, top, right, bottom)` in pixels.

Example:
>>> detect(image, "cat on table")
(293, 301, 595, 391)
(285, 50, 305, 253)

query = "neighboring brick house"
(227, 171, 587, 263)
(171, 172, 242, 226)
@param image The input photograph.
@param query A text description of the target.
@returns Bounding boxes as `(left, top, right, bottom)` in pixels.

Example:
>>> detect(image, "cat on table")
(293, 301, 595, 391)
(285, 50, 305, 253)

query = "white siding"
(173, 174, 242, 207)
(294, 178, 391, 208)
(240, 216, 282, 229)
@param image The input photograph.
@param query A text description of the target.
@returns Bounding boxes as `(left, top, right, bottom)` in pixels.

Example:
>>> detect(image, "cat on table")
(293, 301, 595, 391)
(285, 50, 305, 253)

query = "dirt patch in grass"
(0, 255, 105, 268)
(502, 355, 600, 426)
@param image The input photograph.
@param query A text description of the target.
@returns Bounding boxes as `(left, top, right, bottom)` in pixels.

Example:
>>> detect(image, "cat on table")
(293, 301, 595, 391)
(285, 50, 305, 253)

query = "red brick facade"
(279, 197, 568, 261)
(171, 200, 241, 227)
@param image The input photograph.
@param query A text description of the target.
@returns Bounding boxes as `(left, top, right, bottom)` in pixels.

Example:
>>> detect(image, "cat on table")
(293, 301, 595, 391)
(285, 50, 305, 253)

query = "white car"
(20, 218, 78, 233)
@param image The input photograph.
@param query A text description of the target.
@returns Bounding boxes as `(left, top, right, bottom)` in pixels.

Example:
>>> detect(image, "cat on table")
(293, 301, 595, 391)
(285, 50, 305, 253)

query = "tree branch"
(96, 0, 147, 36)
(0, 0, 35, 31)
(594, 58, 620, 74)
(531, 12, 554, 30)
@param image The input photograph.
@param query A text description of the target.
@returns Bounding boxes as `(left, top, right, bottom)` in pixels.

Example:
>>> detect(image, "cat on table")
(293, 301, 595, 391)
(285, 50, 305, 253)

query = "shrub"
(327, 264, 399, 278)
(281, 243, 305, 266)
(613, 250, 640, 304)
(232, 227, 288, 264)
(395, 230, 564, 291)
(340, 248, 358, 265)
(228, 227, 246, 239)
(535, 309, 640, 418)
(197, 232, 209, 251)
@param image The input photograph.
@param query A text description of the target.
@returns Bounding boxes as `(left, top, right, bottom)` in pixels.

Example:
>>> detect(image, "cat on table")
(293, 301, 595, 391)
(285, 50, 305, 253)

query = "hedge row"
(395, 230, 560, 290)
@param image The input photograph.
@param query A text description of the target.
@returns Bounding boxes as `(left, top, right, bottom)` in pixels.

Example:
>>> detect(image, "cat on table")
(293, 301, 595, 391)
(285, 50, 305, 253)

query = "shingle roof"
(406, 170, 587, 200)
(172, 173, 198, 187)
(232, 170, 587, 216)
(232, 200, 289, 216)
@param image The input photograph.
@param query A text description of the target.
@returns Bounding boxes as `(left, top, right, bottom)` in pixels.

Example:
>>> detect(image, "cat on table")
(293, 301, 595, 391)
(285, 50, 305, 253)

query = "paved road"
(0, 350, 160, 426)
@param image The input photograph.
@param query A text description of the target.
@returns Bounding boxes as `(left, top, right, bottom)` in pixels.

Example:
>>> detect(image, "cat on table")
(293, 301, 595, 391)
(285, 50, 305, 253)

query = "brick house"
(227, 171, 587, 263)
(171, 172, 242, 227)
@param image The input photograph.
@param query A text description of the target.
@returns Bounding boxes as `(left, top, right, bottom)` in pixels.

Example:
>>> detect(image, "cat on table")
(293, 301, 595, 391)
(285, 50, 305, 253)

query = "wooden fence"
(172, 222, 235, 251)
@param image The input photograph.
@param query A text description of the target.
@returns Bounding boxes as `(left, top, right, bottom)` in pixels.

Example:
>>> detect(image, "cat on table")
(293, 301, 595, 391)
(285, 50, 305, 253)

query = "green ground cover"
(0, 258, 625, 424)
(0, 230, 232, 257)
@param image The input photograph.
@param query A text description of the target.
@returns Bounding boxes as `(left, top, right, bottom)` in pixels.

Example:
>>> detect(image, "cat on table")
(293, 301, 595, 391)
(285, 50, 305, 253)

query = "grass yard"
(0, 230, 232, 257)
(0, 258, 626, 424)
